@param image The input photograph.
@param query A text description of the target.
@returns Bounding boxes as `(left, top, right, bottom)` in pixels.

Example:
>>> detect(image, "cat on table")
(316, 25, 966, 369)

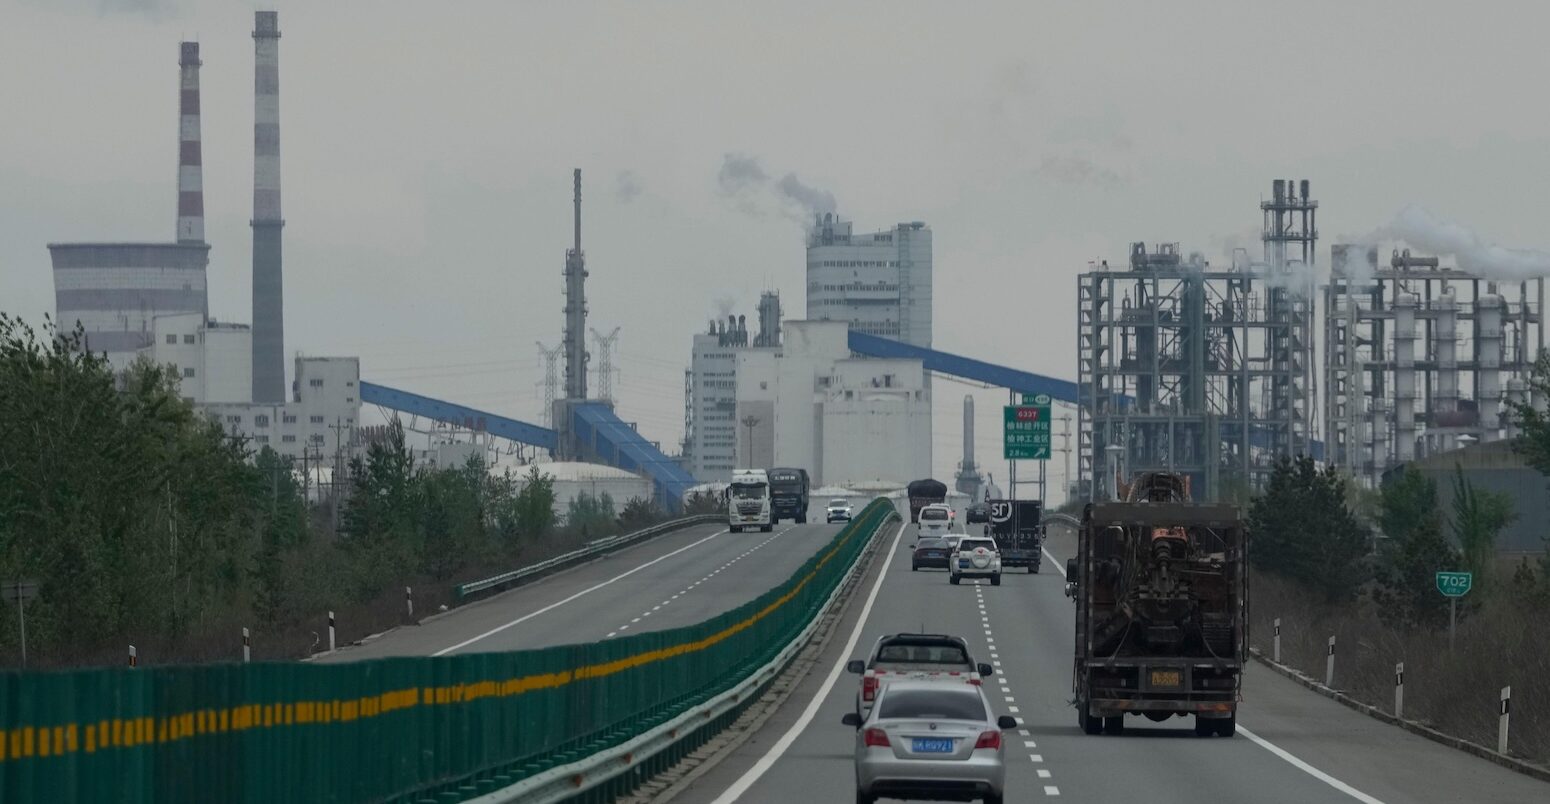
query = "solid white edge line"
(1039, 546, 1384, 803)
(709, 518, 903, 804)
(431, 528, 727, 656)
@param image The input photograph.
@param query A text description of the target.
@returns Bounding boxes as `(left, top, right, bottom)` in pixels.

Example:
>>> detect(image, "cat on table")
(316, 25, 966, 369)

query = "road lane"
(316, 520, 843, 661)
(676, 514, 1550, 803)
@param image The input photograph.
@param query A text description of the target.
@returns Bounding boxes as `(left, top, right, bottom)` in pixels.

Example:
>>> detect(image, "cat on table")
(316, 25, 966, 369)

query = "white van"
(727, 469, 773, 533)
(917, 503, 953, 538)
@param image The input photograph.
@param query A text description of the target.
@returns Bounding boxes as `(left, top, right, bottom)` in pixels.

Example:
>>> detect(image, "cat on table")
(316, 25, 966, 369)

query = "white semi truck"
(727, 469, 773, 532)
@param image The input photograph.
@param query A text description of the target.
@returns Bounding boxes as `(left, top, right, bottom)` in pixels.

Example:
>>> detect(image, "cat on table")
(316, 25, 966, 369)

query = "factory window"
(282, 435, 296, 443)
(310, 415, 325, 424)
(255, 415, 270, 428)
(282, 414, 297, 424)
(309, 378, 324, 388)
(166, 334, 177, 344)
(183, 334, 196, 344)
(346, 397, 355, 403)
(346, 380, 356, 387)
(310, 433, 325, 445)
(255, 435, 269, 444)
(227, 415, 242, 424)
(183, 367, 196, 378)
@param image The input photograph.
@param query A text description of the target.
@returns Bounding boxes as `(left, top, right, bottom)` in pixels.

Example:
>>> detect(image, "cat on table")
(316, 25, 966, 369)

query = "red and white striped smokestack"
(253, 13, 281, 223)
(176, 41, 204, 243)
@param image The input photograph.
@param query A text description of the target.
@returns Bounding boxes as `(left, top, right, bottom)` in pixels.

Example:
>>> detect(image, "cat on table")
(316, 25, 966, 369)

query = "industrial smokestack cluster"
(176, 42, 204, 243)
(251, 11, 286, 403)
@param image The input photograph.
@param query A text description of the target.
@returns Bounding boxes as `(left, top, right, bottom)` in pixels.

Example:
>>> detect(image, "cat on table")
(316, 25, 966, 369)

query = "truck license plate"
(911, 738, 954, 753)
(1150, 669, 1182, 689)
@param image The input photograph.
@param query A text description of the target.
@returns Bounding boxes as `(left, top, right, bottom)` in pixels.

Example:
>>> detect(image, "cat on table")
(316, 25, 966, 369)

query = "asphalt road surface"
(315, 518, 843, 661)
(672, 510, 1550, 804)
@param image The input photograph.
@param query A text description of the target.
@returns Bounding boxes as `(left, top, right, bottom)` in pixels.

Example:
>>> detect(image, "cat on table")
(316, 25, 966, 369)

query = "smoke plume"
(1034, 155, 1126, 188)
(717, 153, 838, 227)
(615, 170, 643, 204)
(1372, 205, 1550, 280)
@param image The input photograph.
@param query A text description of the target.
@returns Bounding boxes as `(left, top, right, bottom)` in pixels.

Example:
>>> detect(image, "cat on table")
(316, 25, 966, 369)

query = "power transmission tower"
(591, 326, 621, 402)
(537, 342, 561, 426)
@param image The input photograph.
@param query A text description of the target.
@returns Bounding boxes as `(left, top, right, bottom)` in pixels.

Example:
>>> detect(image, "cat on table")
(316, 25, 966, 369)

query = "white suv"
(950, 537, 1002, 586)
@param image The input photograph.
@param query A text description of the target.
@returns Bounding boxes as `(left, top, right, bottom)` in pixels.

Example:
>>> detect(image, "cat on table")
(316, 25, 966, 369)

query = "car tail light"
(974, 730, 1001, 750)
(968, 677, 982, 686)
(862, 675, 879, 701)
(863, 728, 891, 748)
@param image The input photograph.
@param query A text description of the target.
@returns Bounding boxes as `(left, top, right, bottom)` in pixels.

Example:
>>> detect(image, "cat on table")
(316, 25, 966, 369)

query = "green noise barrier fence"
(0, 498, 896, 804)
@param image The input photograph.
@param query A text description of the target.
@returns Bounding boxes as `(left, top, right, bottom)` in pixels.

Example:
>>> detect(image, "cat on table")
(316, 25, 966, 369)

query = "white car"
(950, 537, 1002, 586)
(826, 498, 854, 523)
(918, 503, 952, 538)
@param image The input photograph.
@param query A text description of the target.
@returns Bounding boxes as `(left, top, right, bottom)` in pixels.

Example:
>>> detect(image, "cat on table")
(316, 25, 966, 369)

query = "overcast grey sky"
(5, 0, 1550, 487)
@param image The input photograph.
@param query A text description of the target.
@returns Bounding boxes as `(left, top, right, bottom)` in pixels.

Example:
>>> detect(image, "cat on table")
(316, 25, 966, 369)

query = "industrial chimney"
(562, 169, 589, 400)
(176, 42, 204, 243)
(251, 11, 286, 403)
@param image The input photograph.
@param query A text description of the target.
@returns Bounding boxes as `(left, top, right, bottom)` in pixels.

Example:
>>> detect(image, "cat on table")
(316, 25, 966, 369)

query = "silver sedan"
(841, 680, 1017, 804)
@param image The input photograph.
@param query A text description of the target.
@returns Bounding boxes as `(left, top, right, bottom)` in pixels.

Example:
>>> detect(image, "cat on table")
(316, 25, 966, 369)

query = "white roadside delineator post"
(1325, 636, 1336, 687)
(406, 586, 414, 621)
(129, 645, 137, 667)
(328, 610, 337, 652)
(1499, 686, 1511, 755)
(1394, 662, 1404, 719)
(1273, 618, 1281, 663)
(242, 627, 251, 663)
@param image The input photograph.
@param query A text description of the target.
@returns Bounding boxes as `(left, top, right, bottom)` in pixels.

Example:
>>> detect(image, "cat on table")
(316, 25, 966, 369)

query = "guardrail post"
(1499, 686, 1511, 755)
(242, 627, 251, 663)
(1394, 662, 1404, 718)
(129, 644, 137, 667)
(1325, 635, 1336, 687)
(406, 586, 415, 621)
(1273, 618, 1281, 663)
(328, 610, 337, 652)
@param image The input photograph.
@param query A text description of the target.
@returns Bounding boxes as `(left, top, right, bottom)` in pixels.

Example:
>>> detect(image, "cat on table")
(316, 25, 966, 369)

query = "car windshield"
(877, 688, 986, 721)
(920, 508, 948, 521)
(915, 538, 946, 549)
(828, 499, 848, 507)
(876, 642, 969, 665)
(960, 540, 995, 551)
(731, 484, 765, 499)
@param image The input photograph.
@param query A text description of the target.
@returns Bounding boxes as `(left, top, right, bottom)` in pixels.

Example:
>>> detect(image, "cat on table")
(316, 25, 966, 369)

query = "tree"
(513, 466, 556, 541)
(1449, 465, 1515, 591)
(683, 491, 722, 516)
(1379, 465, 1442, 543)
(618, 496, 664, 531)
(566, 491, 616, 537)
(1372, 467, 1462, 629)
(1247, 456, 1371, 600)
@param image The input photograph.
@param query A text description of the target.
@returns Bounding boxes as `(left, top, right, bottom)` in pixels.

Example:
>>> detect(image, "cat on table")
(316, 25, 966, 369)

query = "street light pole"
(741, 415, 762, 468)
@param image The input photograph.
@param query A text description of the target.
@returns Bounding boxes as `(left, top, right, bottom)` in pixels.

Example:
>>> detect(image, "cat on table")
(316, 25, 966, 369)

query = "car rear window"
(876, 642, 969, 665)
(878, 688, 986, 721)
(916, 538, 946, 549)
(959, 540, 995, 551)
(921, 508, 949, 521)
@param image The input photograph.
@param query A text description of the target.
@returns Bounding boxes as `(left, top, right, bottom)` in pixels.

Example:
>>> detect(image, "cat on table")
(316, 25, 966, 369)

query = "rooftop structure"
(806, 216, 932, 347)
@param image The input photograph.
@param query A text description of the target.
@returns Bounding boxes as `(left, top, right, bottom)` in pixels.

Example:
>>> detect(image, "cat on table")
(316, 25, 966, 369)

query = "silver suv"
(950, 537, 1002, 586)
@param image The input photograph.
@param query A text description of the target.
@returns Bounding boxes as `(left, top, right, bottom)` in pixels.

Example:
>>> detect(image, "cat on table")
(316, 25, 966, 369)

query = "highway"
(315, 517, 843, 661)
(663, 507, 1550, 804)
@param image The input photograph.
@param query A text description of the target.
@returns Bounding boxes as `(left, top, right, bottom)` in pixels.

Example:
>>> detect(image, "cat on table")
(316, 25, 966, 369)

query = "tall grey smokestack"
(176, 42, 204, 243)
(563, 169, 588, 399)
(251, 11, 285, 403)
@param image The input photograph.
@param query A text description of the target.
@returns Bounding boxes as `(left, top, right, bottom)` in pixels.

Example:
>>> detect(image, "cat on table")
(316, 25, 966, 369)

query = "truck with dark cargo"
(905, 478, 948, 523)
(1065, 471, 1247, 737)
(987, 499, 1043, 572)
(768, 467, 810, 524)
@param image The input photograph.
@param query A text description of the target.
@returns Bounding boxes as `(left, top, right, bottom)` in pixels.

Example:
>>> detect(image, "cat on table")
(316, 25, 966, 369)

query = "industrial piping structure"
(251, 11, 286, 403)
(1322, 246, 1545, 485)
(1076, 180, 1318, 502)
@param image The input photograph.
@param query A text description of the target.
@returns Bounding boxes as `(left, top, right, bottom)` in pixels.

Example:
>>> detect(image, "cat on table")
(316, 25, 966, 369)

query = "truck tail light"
(863, 728, 891, 748)
(974, 730, 1001, 749)
(862, 675, 879, 701)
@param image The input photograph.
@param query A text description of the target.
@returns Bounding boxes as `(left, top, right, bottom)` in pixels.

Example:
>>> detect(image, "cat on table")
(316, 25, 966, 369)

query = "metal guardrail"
(453, 515, 722, 603)
(469, 504, 900, 803)
(1045, 512, 1080, 528)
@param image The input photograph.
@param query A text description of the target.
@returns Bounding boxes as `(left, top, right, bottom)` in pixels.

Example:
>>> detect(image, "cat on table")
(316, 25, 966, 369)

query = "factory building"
(203, 356, 362, 463)
(47, 242, 211, 370)
(733, 320, 931, 488)
(140, 312, 252, 404)
(682, 293, 782, 481)
(806, 216, 933, 348)
(1323, 246, 1545, 486)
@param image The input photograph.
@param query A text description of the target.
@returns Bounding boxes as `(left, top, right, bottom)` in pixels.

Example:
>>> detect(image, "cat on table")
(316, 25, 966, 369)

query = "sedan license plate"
(959, 558, 971, 567)
(1150, 669, 1183, 689)
(911, 738, 954, 753)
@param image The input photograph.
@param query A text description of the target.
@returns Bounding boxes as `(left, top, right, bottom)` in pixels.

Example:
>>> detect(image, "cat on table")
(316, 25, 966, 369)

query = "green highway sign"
(1021, 393, 1051, 405)
(1004, 400, 1051, 460)
(1435, 571, 1473, 598)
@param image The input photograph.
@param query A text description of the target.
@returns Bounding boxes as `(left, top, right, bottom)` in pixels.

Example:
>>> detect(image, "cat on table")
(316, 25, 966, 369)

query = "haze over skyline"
(6, 0, 1550, 486)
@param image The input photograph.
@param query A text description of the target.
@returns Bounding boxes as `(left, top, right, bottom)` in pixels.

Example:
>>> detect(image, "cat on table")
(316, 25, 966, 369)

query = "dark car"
(965, 503, 989, 524)
(911, 537, 952, 571)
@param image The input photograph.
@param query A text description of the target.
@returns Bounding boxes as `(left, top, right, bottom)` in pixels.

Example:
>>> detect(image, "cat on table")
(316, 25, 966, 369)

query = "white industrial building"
(203, 356, 363, 463)
(806, 216, 932, 348)
(138, 312, 252, 404)
(683, 293, 782, 482)
(734, 320, 931, 488)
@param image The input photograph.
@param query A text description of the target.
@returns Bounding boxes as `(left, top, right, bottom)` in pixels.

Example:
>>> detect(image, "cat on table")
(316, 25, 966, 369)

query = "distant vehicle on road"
(727, 469, 772, 533)
(846, 633, 994, 718)
(986, 500, 1043, 573)
(917, 503, 953, 539)
(905, 478, 948, 523)
(842, 681, 1017, 804)
(1068, 471, 1247, 737)
(964, 501, 989, 524)
(950, 537, 1001, 586)
(769, 467, 810, 524)
(825, 498, 854, 523)
(910, 536, 952, 571)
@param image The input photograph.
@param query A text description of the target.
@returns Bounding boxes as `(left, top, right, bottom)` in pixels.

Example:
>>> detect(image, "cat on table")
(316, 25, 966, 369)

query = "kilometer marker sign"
(1435, 571, 1472, 598)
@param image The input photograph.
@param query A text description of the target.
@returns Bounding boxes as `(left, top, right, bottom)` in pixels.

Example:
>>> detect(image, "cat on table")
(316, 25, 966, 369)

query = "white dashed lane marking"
(973, 571, 1061, 796)
(605, 526, 791, 638)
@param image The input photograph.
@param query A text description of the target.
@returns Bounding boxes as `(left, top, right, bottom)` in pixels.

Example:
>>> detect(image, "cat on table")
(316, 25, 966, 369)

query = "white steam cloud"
(615, 170, 643, 204)
(1370, 205, 1550, 280)
(717, 153, 838, 228)
(1033, 155, 1126, 188)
